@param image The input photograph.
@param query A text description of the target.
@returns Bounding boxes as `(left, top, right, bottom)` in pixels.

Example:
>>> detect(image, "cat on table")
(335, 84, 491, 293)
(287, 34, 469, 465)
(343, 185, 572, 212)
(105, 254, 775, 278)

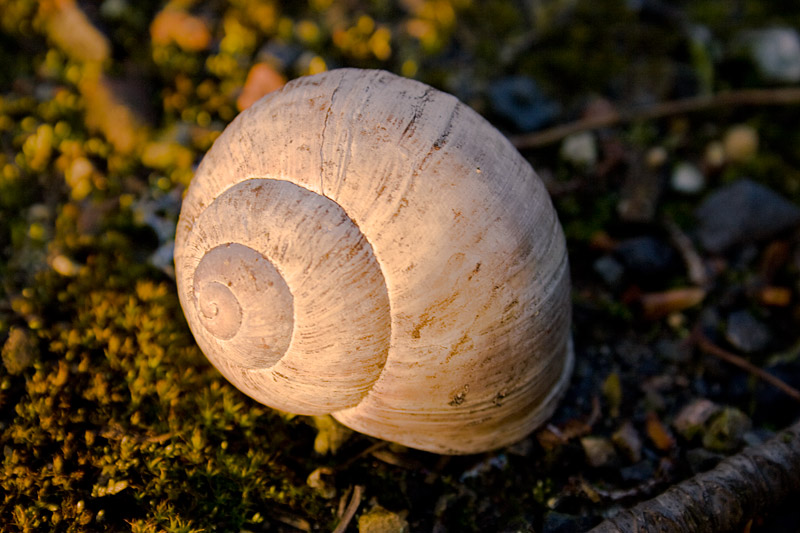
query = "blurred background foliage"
(2, 0, 800, 531)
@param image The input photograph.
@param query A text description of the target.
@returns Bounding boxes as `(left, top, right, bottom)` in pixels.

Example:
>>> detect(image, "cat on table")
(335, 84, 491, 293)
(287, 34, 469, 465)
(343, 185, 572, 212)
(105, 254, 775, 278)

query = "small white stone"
(746, 27, 800, 83)
(560, 131, 598, 169)
(671, 161, 705, 194)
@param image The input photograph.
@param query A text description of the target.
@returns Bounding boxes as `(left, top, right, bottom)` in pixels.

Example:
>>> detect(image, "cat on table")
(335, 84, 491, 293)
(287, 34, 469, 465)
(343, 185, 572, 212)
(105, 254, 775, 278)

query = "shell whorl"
(175, 69, 573, 454)
(179, 178, 391, 414)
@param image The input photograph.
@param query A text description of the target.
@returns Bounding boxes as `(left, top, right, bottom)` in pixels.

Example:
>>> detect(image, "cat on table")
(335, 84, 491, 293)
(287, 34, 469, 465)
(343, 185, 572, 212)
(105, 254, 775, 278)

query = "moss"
(1, 226, 329, 529)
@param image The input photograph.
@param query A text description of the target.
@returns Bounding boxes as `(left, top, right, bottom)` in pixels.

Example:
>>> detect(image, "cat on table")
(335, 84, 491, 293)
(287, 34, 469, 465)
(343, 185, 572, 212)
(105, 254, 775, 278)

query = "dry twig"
(663, 218, 709, 288)
(692, 326, 800, 403)
(333, 485, 364, 533)
(590, 417, 800, 532)
(511, 87, 800, 149)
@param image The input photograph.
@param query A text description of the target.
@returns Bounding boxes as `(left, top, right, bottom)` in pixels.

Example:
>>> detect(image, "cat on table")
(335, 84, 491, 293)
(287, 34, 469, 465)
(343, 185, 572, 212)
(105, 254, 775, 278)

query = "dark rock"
(620, 460, 655, 483)
(615, 237, 677, 279)
(695, 179, 800, 253)
(488, 76, 560, 132)
(593, 255, 625, 289)
(725, 310, 770, 353)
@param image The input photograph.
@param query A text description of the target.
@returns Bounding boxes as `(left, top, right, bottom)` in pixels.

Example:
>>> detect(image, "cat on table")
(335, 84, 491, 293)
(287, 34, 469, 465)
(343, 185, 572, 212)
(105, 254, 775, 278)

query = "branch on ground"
(511, 87, 800, 149)
(590, 417, 800, 533)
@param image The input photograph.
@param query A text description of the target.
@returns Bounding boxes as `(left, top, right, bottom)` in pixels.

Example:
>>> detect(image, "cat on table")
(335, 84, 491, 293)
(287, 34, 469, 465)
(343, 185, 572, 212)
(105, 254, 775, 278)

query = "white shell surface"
(175, 68, 573, 454)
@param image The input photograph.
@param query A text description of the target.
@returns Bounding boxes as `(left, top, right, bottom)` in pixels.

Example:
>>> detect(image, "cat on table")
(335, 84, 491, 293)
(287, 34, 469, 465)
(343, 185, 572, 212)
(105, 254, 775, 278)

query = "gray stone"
(695, 179, 800, 253)
(594, 255, 625, 289)
(745, 27, 800, 83)
(725, 310, 770, 353)
(615, 237, 676, 278)
(488, 76, 560, 132)
(671, 161, 705, 194)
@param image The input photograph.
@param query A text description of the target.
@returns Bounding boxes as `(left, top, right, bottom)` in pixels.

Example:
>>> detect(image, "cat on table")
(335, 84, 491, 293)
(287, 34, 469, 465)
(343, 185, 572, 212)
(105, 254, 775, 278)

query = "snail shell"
(175, 69, 573, 454)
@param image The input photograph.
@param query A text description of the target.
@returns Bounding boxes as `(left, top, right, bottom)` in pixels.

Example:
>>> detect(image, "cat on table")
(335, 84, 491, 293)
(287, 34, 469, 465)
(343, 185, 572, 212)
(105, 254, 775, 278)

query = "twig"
(333, 484, 364, 533)
(663, 217, 709, 287)
(590, 417, 800, 532)
(270, 509, 311, 532)
(511, 87, 800, 149)
(692, 326, 800, 403)
(335, 440, 387, 472)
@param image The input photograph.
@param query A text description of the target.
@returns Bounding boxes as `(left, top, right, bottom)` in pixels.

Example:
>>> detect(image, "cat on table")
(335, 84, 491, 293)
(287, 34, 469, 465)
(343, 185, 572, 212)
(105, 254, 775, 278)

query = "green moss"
(1, 226, 330, 528)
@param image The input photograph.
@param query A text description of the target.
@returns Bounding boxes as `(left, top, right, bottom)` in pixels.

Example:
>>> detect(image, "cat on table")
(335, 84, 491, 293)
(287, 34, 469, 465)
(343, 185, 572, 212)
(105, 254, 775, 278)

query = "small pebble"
(593, 255, 624, 289)
(612, 421, 642, 463)
(725, 310, 770, 353)
(581, 436, 618, 468)
(744, 27, 800, 83)
(488, 76, 560, 131)
(722, 124, 759, 163)
(673, 398, 720, 440)
(671, 161, 705, 194)
(695, 179, 800, 253)
(560, 131, 598, 169)
(615, 237, 677, 279)
(358, 505, 409, 533)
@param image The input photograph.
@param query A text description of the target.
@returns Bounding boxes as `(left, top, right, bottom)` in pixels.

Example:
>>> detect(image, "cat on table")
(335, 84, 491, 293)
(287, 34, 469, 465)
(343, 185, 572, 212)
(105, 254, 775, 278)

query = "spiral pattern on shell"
(175, 69, 573, 454)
